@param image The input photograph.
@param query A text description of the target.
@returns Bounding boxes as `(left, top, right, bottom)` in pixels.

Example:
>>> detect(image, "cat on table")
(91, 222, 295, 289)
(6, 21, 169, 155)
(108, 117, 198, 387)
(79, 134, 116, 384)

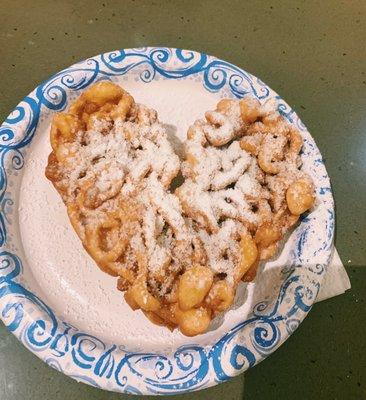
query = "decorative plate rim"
(0, 47, 334, 395)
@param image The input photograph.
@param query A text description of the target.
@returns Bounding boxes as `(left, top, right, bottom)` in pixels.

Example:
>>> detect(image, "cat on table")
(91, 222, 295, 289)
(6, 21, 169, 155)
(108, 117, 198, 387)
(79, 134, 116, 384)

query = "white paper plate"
(0, 48, 334, 395)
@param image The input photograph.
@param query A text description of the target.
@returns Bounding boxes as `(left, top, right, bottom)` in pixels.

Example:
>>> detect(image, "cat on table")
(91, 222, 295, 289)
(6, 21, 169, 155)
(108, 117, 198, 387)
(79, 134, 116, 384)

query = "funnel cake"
(46, 81, 315, 336)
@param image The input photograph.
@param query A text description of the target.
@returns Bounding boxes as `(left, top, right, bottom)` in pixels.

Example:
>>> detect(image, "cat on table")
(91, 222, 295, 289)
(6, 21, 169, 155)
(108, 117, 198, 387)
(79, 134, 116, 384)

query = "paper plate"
(0, 47, 334, 395)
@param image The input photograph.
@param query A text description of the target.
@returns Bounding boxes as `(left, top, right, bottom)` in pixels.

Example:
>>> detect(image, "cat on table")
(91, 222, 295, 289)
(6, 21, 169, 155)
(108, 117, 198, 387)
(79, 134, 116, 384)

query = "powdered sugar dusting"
(44, 80, 315, 337)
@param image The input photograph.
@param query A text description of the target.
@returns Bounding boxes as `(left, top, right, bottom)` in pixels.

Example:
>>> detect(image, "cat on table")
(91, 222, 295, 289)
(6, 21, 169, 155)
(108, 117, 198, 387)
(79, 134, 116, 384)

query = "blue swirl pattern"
(0, 48, 334, 394)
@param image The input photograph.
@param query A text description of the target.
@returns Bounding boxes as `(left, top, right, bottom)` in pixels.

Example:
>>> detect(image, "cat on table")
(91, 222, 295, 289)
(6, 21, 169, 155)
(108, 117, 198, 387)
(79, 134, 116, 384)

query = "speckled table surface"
(0, 1, 365, 399)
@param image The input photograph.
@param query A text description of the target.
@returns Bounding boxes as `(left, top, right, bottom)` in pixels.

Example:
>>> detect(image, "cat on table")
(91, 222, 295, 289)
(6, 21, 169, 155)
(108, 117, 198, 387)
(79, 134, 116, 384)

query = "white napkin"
(316, 247, 351, 302)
